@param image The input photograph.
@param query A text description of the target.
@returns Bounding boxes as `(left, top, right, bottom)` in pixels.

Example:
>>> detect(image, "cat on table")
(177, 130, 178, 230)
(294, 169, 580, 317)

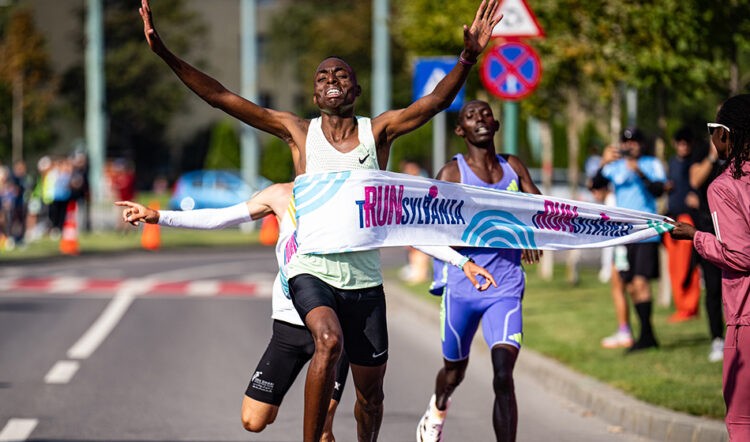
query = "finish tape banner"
(293, 170, 672, 255)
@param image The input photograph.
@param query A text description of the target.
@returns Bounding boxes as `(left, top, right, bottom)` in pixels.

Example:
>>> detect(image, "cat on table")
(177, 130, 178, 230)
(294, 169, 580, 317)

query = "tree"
(0, 7, 57, 163)
(60, 0, 206, 188)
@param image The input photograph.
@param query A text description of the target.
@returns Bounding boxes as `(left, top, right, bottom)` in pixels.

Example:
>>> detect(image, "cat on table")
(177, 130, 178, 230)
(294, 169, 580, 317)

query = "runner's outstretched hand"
(139, 0, 166, 55)
(115, 200, 159, 226)
(463, 260, 498, 291)
(462, 0, 503, 62)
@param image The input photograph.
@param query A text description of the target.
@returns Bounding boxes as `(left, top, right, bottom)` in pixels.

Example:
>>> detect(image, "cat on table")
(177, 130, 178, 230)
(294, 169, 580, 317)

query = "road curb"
(384, 279, 728, 442)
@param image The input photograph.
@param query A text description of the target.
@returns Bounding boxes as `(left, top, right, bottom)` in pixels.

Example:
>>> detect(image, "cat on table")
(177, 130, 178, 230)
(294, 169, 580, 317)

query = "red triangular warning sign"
(492, 0, 545, 39)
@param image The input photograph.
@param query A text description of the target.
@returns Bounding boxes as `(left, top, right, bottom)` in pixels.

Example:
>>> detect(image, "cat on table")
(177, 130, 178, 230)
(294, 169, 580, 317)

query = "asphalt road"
(0, 246, 650, 441)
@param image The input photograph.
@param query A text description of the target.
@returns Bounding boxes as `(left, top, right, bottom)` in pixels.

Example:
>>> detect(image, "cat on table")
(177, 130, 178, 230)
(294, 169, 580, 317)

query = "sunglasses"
(707, 122, 731, 136)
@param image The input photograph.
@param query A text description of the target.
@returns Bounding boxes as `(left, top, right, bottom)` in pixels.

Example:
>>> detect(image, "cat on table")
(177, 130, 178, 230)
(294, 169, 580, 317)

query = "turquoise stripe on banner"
(295, 171, 351, 217)
(462, 210, 537, 248)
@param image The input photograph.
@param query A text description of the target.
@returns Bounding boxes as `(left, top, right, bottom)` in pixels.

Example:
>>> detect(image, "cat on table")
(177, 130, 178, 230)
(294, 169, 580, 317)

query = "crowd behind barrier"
(0, 153, 136, 250)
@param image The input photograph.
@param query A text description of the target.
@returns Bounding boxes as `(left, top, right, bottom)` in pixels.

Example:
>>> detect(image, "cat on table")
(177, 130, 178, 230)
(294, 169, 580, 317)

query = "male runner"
(139, 1, 501, 439)
(117, 184, 495, 440)
(116, 184, 346, 441)
(417, 100, 541, 442)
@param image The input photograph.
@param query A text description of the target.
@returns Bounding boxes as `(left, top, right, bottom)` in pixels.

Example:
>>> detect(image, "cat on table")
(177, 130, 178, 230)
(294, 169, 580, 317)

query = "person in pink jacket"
(670, 94, 750, 440)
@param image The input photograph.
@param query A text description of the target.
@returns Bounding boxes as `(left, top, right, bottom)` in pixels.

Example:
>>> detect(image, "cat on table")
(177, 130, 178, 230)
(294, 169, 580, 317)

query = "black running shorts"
(245, 320, 350, 405)
(619, 242, 660, 283)
(289, 274, 388, 367)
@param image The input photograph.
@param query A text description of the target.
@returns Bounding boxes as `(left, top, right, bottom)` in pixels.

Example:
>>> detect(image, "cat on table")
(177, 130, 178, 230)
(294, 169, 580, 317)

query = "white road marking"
(0, 418, 38, 441)
(186, 280, 220, 297)
(44, 360, 80, 384)
(66, 288, 137, 360)
(51, 277, 85, 294)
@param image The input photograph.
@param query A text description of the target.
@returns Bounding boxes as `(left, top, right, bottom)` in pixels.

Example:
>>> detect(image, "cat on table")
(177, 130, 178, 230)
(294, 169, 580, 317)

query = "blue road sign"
(480, 41, 542, 101)
(413, 57, 465, 112)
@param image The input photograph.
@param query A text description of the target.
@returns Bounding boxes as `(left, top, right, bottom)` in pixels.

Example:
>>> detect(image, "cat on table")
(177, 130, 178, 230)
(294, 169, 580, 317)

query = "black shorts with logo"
(245, 320, 349, 405)
(289, 274, 388, 367)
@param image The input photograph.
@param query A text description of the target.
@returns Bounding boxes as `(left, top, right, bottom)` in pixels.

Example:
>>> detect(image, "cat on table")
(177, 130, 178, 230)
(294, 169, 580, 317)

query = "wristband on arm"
(157, 202, 251, 230)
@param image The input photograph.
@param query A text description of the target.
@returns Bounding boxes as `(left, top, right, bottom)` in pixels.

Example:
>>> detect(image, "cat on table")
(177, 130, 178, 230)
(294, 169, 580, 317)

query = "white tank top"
(286, 116, 383, 289)
(271, 200, 304, 326)
(304, 116, 379, 173)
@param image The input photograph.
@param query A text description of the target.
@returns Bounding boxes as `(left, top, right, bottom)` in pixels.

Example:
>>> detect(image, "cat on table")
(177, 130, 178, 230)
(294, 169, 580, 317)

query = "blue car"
(169, 170, 266, 211)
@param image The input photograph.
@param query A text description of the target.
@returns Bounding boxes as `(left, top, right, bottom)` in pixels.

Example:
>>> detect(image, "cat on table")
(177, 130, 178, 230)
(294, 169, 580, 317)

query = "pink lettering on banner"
(361, 185, 405, 227)
(533, 200, 578, 232)
(532, 200, 634, 237)
(355, 183, 464, 229)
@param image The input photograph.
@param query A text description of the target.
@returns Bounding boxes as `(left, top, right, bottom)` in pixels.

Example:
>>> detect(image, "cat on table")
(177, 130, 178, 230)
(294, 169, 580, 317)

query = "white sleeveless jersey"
(271, 199, 304, 326)
(304, 116, 379, 173)
(287, 116, 382, 289)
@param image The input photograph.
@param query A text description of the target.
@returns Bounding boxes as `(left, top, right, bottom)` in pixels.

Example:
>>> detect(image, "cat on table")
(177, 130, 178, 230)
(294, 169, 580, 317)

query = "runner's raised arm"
(371, 0, 502, 155)
(138, 0, 303, 144)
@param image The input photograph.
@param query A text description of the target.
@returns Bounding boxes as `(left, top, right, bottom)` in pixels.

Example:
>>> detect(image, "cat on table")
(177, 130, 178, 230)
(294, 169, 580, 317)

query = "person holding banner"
(417, 100, 541, 442)
(117, 184, 495, 441)
(139, 0, 501, 439)
(670, 94, 750, 440)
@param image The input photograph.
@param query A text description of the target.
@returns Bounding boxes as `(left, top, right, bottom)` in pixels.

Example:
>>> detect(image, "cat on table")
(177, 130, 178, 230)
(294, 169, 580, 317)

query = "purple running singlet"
(435, 154, 525, 361)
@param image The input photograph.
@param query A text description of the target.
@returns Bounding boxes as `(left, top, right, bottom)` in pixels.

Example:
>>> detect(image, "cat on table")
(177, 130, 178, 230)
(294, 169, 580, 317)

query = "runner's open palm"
(463, 0, 503, 60)
(139, 0, 165, 55)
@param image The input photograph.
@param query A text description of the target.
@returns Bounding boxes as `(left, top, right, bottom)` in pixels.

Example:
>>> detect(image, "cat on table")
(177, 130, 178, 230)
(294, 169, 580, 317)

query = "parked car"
(169, 170, 268, 211)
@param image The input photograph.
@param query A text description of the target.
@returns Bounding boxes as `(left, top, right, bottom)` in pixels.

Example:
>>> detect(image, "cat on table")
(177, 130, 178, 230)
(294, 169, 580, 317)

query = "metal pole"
(240, 0, 259, 189)
(372, 0, 391, 168)
(625, 87, 637, 128)
(432, 112, 446, 176)
(86, 0, 106, 208)
(503, 101, 518, 155)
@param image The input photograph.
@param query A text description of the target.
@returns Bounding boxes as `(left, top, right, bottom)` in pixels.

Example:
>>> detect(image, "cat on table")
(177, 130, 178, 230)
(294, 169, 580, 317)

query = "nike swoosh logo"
(358, 154, 370, 164)
(372, 349, 387, 358)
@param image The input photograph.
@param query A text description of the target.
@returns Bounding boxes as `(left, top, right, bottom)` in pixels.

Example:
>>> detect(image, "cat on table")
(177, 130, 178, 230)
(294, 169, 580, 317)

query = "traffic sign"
(412, 57, 465, 112)
(480, 41, 542, 101)
(492, 0, 545, 39)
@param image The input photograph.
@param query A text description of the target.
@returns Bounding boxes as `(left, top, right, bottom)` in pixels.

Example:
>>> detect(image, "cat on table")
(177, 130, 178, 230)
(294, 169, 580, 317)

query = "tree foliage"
(395, 0, 750, 162)
(60, 0, 206, 187)
(0, 6, 57, 162)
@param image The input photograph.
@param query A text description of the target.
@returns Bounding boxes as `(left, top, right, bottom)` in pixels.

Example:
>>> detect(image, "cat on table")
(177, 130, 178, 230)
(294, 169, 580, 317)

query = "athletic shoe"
(416, 409, 444, 442)
(709, 338, 724, 363)
(625, 337, 659, 354)
(601, 330, 633, 349)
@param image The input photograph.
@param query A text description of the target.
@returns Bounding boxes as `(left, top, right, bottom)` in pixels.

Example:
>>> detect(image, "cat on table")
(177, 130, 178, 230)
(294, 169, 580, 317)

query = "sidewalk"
(385, 278, 728, 442)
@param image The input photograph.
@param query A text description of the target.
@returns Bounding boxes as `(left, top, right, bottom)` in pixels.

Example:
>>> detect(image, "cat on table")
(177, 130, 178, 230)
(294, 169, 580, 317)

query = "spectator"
(670, 94, 750, 439)
(69, 151, 91, 232)
(26, 156, 52, 241)
(590, 169, 633, 349)
(8, 160, 30, 246)
(663, 127, 701, 322)
(592, 128, 667, 353)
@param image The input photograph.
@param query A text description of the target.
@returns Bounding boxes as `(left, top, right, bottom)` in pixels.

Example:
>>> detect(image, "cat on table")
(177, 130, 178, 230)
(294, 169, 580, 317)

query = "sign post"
(413, 58, 465, 175)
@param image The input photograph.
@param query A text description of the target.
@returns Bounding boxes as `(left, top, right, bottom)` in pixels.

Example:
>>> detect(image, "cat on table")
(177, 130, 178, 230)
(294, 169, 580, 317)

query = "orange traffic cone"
(59, 201, 80, 255)
(258, 214, 279, 246)
(141, 201, 161, 251)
